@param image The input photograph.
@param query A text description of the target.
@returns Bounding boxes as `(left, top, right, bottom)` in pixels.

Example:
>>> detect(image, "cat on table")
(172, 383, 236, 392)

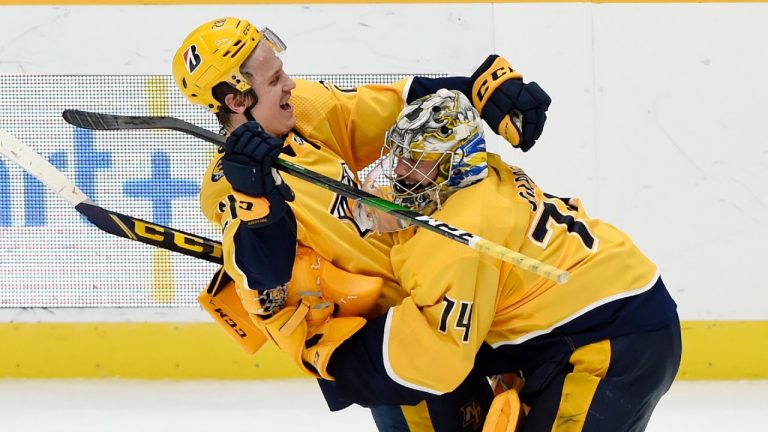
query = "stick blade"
(62, 109, 123, 130)
(63, 109, 175, 132)
(62, 109, 226, 146)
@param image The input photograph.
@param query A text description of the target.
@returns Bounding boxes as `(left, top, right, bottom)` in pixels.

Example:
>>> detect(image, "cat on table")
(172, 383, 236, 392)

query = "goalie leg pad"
(482, 387, 523, 432)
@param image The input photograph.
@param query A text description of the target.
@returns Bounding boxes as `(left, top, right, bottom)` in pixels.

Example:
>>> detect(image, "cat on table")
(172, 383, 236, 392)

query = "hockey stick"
(0, 128, 223, 264)
(62, 109, 569, 284)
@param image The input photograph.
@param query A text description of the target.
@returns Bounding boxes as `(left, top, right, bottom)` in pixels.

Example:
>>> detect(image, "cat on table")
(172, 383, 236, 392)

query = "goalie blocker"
(200, 246, 384, 361)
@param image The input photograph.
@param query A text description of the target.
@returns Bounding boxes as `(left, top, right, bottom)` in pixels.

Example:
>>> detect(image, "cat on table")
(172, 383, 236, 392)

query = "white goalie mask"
(376, 88, 488, 216)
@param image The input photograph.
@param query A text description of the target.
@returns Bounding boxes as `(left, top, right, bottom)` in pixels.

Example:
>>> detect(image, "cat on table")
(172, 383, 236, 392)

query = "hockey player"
(173, 17, 551, 431)
(312, 89, 681, 431)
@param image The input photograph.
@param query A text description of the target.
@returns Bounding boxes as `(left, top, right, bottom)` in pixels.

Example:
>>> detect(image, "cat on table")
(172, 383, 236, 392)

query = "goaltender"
(327, 90, 682, 432)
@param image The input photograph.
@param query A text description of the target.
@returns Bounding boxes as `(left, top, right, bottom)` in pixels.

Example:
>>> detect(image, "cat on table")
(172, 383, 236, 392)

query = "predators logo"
(328, 162, 373, 238)
(461, 400, 484, 430)
(211, 159, 225, 182)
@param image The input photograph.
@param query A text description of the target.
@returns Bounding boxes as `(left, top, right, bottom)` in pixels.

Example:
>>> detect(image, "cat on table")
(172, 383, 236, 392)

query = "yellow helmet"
(172, 17, 286, 113)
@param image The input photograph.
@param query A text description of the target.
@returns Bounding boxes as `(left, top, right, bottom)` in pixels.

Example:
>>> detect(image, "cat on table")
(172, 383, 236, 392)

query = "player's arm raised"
(319, 58, 552, 173)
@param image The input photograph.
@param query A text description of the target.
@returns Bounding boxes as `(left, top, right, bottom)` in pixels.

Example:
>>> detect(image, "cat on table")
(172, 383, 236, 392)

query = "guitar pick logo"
(182, 44, 202, 74)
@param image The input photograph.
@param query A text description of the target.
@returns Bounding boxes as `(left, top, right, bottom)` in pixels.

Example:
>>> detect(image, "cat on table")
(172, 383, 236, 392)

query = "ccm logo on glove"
(473, 61, 522, 105)
(470, 54, 552, 152)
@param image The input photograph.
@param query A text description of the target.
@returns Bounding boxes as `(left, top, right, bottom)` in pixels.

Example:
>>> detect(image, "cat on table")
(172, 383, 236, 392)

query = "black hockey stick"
(0, 128, 223, 264)
(62, 109, 568, 283)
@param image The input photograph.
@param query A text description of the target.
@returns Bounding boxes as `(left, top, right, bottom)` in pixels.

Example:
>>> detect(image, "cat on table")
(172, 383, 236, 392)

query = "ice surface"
(0, 379, 764, 431)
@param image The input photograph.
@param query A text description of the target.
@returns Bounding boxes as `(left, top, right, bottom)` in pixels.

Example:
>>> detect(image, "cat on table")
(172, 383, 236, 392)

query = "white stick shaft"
(0, 129, 88, 207)
(471, 237, 569, 284)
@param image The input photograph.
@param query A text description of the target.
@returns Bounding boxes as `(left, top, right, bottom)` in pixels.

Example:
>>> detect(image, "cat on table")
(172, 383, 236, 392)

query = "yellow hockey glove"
(287, 246, 383, 329)
(198, 267, 268, 354)
(234, 245, 382, 323)
(254, 301, 366, 379)
(470, 55, 551, 152)
(210, 242, 380, 372)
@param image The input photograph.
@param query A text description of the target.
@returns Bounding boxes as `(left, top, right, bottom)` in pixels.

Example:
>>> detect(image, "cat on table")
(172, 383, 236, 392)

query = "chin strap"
(244, 103, 257, 122)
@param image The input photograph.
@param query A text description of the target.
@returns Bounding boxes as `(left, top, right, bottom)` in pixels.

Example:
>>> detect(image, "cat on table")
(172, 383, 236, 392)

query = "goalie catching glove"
(255, 304, 366, 379)
(232, 247, 383, 377)
(221, 121, 295, 225)
(199, 266, 367, 379)
(470, 54, 551, 152)
(236, 246, 383, 322)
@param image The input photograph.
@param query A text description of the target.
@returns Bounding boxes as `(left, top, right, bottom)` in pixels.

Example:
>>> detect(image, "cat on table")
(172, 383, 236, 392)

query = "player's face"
(240, 42, 296, 136)
(393, 157, 439, 188)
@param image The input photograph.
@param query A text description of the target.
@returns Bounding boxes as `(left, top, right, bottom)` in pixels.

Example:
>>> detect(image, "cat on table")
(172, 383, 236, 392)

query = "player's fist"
(221, 121, 294, 202)
(470, 55, 551, 152)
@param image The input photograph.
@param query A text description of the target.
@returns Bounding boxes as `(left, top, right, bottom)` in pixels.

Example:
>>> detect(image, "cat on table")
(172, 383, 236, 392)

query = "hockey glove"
(470, 55, 551, 152)
(233, 245, 382, 323)
(254, 302, 366, 380)
(287, 246, 383, 330)
(221, 121, 295, 218)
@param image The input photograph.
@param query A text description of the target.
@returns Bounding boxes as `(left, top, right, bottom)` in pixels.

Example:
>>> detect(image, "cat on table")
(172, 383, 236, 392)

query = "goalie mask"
(172, 17, 287, 113)
(378, 88, 488, 215)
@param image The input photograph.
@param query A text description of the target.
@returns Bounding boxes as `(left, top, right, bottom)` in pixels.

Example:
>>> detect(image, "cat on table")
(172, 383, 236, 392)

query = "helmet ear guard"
(379, 89, 488, 215)
(172, 17, 286, 113)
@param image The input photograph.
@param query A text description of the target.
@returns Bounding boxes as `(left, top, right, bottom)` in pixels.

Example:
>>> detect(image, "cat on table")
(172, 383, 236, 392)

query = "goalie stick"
(0, 128, 223, 264)
(62, 109, 569, 284)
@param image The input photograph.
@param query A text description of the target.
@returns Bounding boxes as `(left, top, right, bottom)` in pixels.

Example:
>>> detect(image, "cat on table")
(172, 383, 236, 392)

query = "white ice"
(0, 379, 765, 431)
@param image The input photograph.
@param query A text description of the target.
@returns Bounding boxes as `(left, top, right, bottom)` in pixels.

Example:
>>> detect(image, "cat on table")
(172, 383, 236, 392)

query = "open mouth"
(395, 178, 425, 193)
(280, 101, 292, 111)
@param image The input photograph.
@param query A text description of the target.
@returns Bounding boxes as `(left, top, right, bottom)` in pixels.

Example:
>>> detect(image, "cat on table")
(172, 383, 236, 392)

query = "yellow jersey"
(375, 153, 672, 393)
(199, 78, 414, 313)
